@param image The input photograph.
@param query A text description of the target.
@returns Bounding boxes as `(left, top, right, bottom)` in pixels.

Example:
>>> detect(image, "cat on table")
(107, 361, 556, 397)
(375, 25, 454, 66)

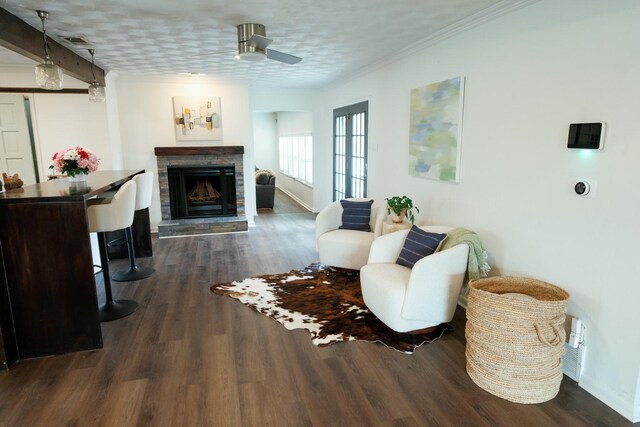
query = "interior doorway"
(252, 111, 313, 215)
(0, 94, 39, 187)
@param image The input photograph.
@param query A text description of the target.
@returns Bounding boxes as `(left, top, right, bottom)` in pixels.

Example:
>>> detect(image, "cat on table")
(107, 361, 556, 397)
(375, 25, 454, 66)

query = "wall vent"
(562, 314, 586, 382)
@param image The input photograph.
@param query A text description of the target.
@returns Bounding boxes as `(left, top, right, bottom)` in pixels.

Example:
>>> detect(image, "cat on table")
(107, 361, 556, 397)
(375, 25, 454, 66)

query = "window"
(279, 134, 313, 185)
(333, 101, 368, 200)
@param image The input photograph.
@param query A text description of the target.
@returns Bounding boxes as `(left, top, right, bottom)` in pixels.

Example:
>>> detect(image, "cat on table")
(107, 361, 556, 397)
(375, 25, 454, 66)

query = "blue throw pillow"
(396, 225, 447, 268)
(339, 199, 373, 231)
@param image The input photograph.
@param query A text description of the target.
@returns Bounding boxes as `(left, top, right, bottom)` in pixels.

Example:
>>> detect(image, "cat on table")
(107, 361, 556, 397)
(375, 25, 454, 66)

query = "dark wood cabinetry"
(0, 170, 147, 365)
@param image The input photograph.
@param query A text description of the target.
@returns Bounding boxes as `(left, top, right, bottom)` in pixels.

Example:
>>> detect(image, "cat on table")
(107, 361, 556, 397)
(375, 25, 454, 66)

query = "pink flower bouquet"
(50, 147, 99, 177)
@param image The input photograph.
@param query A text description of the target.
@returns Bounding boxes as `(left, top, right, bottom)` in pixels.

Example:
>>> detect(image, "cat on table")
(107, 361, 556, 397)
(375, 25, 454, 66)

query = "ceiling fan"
(199, 23, 302, 65)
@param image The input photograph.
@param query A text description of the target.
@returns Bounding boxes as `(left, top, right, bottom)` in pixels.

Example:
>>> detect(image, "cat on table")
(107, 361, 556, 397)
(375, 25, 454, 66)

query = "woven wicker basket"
(465, 276, 570, 404)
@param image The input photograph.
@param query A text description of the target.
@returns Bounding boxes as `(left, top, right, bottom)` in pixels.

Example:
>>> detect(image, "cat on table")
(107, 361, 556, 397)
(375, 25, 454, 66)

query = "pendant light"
(34, 11, 63, 90)
(87, 49, 106, 102)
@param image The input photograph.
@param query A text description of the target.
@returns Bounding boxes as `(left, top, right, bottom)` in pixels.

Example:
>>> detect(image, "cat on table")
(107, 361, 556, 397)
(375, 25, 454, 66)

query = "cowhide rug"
(210, 263, 452, 354)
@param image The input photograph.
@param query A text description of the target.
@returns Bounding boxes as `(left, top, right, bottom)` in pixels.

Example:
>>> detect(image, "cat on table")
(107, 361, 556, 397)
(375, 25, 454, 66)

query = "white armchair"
(316, 198, 385, 270)
(360, 225, 469, 332)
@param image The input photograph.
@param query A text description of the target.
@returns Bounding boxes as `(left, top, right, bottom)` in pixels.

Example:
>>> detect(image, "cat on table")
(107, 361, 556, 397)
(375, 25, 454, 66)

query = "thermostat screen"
(567, 123, 603, 149)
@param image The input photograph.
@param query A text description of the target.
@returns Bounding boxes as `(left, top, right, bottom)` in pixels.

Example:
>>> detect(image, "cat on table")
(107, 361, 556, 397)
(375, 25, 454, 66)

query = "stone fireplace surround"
(154, 146, 248, 237)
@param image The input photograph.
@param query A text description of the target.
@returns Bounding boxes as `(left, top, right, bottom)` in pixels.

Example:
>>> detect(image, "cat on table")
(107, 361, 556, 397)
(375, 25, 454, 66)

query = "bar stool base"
(99, 300, 139, 322)
(111, 266, 155, 282)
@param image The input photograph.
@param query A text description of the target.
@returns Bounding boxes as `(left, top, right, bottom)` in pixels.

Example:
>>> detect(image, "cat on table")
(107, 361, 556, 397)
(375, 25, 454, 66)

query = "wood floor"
(0, 211, 634, 426)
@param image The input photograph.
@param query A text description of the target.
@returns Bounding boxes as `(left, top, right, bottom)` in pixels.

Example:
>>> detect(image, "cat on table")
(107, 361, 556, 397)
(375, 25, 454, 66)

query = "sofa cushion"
(256, 172, 271, 185)
(396, 225, 447, 268)
(339, 199, 373, 231)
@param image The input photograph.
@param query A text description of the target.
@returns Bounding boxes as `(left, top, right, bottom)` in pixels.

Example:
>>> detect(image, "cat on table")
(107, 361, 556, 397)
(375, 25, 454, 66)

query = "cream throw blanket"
(438, 228, 490, 280)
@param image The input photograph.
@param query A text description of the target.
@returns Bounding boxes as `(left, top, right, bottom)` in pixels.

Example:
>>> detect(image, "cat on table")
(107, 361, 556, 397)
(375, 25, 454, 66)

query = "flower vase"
(390, 208, 407, 223)
(68, 173, 87, 183)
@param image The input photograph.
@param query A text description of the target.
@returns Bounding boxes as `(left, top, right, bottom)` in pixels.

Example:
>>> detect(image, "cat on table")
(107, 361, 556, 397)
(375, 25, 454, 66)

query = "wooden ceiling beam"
(0, 7, 105, 86)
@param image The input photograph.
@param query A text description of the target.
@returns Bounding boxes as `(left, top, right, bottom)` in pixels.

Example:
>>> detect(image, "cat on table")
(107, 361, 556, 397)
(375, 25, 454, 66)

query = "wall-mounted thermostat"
(567, 122, 605, 150)
(574, 179, 597, 198)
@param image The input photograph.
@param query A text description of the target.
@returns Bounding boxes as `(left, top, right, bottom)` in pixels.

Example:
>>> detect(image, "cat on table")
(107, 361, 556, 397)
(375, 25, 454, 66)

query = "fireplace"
(168, 165, 236, 219)
(155, 146, 248, 237)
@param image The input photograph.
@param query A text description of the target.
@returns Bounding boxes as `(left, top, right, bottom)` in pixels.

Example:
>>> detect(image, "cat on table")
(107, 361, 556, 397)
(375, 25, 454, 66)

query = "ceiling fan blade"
(249, 34, 273, 50)
(266, 49, 302, 64)
(189, 49, 237, 58)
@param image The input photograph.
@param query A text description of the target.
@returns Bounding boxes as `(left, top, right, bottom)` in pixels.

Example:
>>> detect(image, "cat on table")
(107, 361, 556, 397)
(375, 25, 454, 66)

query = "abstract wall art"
(173, 96, 222, 141)
(409, 76, 465, 183)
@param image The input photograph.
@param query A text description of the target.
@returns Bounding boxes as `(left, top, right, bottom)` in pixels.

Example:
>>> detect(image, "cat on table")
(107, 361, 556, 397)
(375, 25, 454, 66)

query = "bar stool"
(87, 180, 139, 322)
(111, 171, 155, 282)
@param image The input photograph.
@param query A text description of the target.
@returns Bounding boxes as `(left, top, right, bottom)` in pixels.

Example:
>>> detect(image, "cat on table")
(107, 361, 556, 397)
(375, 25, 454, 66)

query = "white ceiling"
(0, 0, 533, 88)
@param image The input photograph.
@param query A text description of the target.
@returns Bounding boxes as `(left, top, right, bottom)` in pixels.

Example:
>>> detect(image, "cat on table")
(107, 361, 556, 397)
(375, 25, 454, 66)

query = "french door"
(333, 101, 368, 200)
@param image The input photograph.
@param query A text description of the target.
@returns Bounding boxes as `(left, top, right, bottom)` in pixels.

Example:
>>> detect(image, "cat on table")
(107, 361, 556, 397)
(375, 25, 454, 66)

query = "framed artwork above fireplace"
(172, 96, 222, 141)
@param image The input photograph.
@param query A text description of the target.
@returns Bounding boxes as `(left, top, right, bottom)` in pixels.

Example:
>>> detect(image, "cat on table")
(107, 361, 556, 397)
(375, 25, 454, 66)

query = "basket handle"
(534, 322, 564, 347)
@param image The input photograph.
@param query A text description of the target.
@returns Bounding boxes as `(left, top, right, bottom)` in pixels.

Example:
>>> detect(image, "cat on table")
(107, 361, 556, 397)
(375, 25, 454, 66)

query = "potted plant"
(385, 195, 419, 224)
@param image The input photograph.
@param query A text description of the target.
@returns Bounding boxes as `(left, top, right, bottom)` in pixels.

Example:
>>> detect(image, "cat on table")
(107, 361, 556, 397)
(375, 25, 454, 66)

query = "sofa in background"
(256, 169, 276, 209)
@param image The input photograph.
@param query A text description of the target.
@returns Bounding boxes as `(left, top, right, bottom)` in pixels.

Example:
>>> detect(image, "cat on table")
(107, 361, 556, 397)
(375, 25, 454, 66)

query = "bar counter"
(0, 170, 144, 366)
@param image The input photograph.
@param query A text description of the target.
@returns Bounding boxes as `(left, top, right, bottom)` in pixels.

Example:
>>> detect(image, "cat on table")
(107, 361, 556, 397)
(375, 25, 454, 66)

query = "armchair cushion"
(361, 225, 469, 332)
(396, 225, 447, 268)
(339, 199, 374, 231)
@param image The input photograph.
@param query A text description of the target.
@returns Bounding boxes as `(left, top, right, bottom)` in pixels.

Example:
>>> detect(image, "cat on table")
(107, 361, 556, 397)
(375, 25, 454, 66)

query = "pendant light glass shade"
(88, 82, 106, 102)
(35, 59, 64, 90)
(88, 49, 106, 103)
(35, 11, 63, 90)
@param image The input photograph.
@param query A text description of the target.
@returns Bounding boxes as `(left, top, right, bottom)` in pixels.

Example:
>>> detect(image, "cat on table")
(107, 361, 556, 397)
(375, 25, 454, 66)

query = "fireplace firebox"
(168, 165, 237, 219)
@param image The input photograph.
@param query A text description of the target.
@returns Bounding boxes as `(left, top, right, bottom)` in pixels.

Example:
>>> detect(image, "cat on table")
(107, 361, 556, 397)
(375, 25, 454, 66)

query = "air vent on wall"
(61, 36, 91, 47)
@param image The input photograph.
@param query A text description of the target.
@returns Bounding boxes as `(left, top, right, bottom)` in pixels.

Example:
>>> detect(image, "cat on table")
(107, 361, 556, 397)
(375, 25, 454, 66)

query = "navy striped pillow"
(339, 200, 373, 231)
(396, 225, 447, 268)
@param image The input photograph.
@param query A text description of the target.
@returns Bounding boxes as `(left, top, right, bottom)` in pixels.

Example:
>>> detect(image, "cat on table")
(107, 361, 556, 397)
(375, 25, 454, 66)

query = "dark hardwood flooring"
(258, 188, 310, 215)
(0, 212, 634, 426)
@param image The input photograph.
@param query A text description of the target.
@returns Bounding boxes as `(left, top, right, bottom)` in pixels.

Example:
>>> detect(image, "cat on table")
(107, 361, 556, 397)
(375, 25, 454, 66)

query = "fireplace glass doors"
(167, 165, 237, 219)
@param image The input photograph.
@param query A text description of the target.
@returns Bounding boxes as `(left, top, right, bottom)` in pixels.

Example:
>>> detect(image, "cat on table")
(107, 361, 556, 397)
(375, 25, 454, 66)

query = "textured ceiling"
(1, 0, 529, 88)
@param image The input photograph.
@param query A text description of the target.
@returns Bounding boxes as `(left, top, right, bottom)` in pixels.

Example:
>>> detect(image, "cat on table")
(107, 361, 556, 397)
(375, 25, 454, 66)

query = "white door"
(0, 94, 37, 186)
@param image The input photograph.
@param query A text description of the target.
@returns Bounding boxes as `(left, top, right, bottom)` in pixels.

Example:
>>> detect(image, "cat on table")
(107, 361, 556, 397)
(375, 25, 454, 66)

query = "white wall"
(323, 0, 640, 421)
(250, 86, 325, 211)
(252, 112, 278, 172)
(115, 75, 254, 228)
(0, 66, 114, 181)
(275, 111, 313, 209)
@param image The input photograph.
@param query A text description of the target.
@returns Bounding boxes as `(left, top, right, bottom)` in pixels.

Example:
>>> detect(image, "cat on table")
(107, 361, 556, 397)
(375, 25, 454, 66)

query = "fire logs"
(187, 180, 221, 204)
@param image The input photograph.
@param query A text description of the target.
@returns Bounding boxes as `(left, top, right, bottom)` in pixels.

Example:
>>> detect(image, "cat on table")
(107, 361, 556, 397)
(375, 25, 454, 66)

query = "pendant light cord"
(89, 49, 97, 83)
(39, 13, 51, 61)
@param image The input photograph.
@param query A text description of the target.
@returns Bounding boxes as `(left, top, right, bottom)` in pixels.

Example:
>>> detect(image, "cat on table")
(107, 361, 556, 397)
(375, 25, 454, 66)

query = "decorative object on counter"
(49, 147, 99, 180)
(385, 195, 419, 223)
(2, 173, 24, 190)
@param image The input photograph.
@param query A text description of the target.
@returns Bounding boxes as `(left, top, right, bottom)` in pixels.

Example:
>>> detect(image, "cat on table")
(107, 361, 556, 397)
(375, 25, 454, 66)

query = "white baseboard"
(277, 187, 313, 212)
(578, 373, 637, 422)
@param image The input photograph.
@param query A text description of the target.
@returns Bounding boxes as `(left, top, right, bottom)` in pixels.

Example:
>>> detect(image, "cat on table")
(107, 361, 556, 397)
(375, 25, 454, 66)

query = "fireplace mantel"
(154, 146, 244, 156)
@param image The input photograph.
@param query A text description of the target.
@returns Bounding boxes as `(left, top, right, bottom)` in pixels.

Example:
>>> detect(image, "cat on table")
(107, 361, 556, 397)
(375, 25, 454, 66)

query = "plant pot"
(390, 208, 407, 223)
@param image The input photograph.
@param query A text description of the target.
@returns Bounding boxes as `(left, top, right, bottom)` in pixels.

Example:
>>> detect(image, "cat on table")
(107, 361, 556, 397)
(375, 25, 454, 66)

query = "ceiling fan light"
(35, 59, 63, 90)
(236, 51, 266, 62)
(88, 82, 106, 103)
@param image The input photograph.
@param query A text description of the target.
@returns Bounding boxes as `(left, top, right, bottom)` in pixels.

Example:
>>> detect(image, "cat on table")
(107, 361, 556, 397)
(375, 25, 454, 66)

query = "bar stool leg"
(111, 226, 155, 282)
(97, 232, 138, 322)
